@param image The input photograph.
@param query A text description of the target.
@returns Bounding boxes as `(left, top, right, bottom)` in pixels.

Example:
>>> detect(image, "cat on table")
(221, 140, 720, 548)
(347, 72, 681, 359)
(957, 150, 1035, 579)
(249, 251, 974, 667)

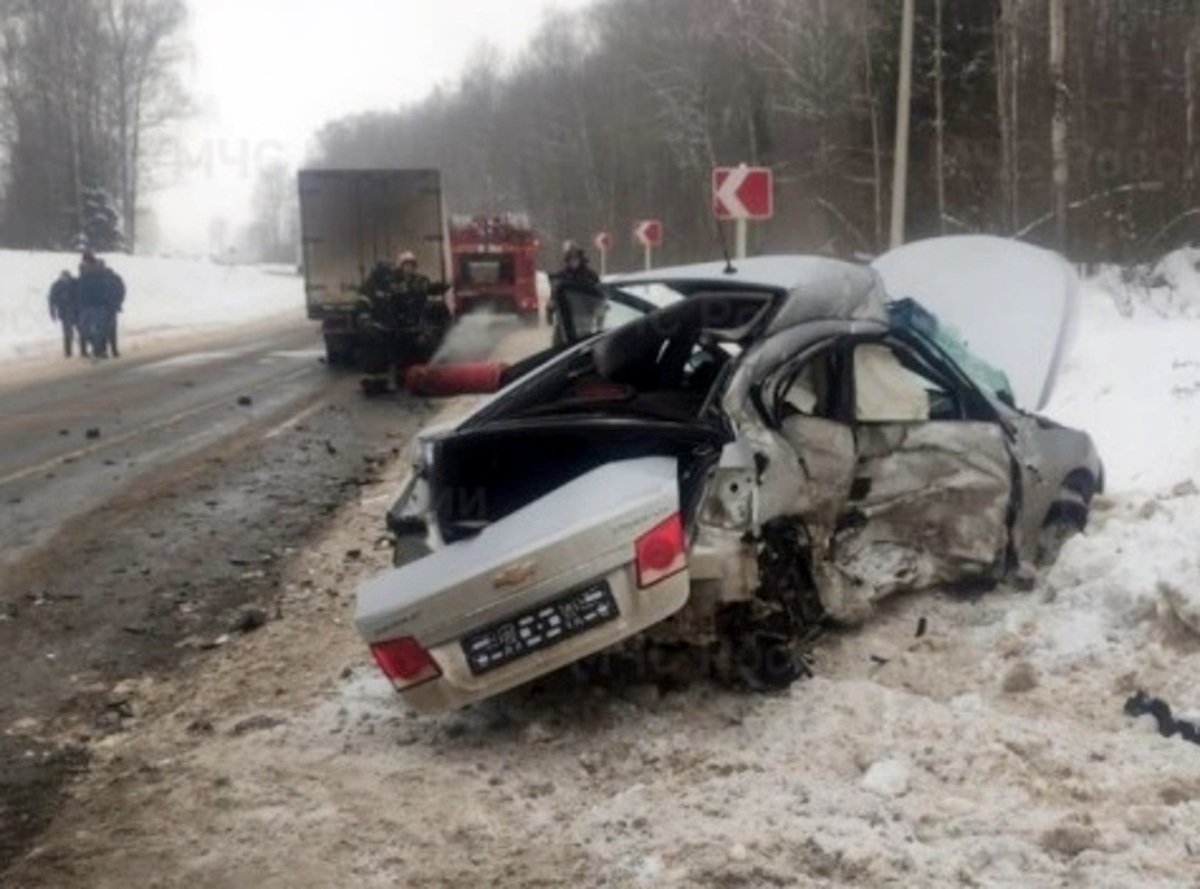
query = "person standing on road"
(47, 271, 82, 358)
(97, 258, 126, 358)
(549, 242, 602, 343)
(76, 252, 113, 359)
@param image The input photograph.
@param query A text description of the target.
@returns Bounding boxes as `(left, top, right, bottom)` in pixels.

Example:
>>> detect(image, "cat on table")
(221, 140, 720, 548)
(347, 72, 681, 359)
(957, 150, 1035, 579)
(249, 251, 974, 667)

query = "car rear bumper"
(395, 562, 689, 713)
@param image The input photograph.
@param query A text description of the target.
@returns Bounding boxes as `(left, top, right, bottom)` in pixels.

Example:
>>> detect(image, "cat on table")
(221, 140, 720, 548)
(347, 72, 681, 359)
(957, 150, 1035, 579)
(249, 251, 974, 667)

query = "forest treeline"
(0, 0, 189, 252)
(311, 0, 1200, 268)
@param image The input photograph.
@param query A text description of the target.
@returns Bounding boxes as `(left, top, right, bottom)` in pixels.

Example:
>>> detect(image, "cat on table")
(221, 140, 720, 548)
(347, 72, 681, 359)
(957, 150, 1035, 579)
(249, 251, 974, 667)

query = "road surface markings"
(131, 351, 242, 374)
(262, 397, 328, 440)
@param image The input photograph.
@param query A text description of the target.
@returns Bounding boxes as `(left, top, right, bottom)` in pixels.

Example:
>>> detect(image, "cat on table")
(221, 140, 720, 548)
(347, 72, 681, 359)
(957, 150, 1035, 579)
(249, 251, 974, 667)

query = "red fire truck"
(448, 213, 540, 322)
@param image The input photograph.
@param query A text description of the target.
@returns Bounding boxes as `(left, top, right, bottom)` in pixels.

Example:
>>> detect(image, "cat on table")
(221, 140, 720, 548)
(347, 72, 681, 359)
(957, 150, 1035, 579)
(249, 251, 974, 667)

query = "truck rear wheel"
(324, 335, 356, 368)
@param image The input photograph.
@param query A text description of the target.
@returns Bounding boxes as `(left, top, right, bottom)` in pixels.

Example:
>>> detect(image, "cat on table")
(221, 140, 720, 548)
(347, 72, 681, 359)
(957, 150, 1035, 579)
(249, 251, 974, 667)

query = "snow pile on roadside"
(1048, 280, 1200, 491)
(1091, 247, 1200, 318)
(0, 250, 303, 363)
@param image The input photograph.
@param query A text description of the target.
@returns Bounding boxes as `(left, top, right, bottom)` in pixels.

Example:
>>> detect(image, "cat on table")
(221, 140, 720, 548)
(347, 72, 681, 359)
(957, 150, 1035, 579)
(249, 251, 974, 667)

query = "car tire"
(1035, 482, 1093, 567)
(324, 336, 354, 368)
(392, 532, 431, 567)
(727, 636, 808, 691)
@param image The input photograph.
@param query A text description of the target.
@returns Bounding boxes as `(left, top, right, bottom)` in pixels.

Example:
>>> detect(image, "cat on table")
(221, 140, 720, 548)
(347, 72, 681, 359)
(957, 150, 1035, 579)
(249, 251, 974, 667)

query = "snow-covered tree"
(70, 185, 125, 252)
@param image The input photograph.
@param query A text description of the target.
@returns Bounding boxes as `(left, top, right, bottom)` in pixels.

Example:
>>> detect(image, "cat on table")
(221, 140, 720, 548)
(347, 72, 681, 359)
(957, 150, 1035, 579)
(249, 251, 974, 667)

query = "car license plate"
(462, 583, 618, 676)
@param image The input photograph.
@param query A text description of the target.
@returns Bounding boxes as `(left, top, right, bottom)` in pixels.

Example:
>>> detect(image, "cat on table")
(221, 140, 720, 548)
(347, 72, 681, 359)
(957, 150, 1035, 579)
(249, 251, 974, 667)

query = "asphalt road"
(0, 320, 332, 571)
(0, 318, 438, 874)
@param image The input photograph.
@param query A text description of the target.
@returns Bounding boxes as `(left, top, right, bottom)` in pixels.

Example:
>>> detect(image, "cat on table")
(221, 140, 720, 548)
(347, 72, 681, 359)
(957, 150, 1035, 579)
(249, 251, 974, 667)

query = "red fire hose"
(403, 362, 508, 397)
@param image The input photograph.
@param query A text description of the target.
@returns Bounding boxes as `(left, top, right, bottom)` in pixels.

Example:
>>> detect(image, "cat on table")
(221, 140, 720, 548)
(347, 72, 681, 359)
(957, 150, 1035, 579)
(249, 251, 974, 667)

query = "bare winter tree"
(249, 159, 297, 263)
(101, 0, 191, 251)
(1049, 0, 1068, 250)
(0, 0, 190, 250)
(310, 0, 1200, 266)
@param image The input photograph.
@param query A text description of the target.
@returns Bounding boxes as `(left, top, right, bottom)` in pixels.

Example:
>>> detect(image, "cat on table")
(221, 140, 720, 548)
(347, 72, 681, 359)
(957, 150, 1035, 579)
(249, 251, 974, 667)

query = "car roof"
(608, 254, 889, 332)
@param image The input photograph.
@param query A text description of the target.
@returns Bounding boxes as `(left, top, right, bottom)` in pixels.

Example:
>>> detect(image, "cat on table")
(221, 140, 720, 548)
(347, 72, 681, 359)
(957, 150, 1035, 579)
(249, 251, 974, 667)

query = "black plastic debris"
(85, 428, 100, 440)
(236, 395, 253, 407)
(1124, 690, 1200, 746)
(916, 617, 928, 638)
(230, 607, 268, 634)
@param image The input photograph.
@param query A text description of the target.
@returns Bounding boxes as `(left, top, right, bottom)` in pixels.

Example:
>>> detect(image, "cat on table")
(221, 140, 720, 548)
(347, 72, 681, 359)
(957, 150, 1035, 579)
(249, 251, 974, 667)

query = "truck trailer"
(298, 168, 452, 367)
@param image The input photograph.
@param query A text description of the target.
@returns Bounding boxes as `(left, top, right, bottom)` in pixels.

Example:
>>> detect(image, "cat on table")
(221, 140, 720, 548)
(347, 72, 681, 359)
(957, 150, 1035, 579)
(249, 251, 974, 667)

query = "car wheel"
(1035, 481, 1093, 567)
(1036, 520, 1078, 567)
(729, 636, 809, 691)
(392, 532, 430, 567)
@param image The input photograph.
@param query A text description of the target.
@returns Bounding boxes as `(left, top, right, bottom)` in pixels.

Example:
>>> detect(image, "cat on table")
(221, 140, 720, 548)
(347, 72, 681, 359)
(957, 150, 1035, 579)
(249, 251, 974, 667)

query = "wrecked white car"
(357, 241, 1102, 713)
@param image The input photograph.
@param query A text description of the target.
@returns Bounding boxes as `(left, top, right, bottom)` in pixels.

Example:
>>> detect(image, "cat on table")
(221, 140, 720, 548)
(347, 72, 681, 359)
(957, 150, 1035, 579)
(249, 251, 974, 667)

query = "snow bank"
(1048, 281, 1200, 493)
(1037, 274, 1200, 688)
(0, 250, 303, 363)
(1090, 247, 1200, 318)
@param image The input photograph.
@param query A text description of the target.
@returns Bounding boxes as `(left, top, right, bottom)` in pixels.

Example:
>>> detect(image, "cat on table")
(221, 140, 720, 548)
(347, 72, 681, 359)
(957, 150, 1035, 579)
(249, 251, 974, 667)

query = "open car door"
(872, 235, 1078, 410)
(551, 283, 664, 345)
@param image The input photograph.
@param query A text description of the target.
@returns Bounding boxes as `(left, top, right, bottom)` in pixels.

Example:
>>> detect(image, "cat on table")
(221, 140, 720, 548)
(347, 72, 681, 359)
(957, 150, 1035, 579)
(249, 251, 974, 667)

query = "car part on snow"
(403, 362, 508, 397)
(1124, 690, 1200, 746)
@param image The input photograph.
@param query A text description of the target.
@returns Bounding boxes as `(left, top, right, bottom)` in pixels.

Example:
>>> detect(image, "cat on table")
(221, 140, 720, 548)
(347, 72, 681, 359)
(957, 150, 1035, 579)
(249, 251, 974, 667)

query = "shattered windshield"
(889, 298, 1015, 406)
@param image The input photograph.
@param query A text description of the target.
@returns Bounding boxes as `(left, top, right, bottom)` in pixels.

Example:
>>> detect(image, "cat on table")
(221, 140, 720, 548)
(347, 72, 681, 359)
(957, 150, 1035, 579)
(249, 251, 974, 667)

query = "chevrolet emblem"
(492, 560, 538, 589)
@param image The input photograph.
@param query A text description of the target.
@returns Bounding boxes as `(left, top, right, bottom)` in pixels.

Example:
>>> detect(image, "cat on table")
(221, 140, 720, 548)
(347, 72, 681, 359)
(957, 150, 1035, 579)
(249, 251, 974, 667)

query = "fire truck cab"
(449, 213, 540, 323)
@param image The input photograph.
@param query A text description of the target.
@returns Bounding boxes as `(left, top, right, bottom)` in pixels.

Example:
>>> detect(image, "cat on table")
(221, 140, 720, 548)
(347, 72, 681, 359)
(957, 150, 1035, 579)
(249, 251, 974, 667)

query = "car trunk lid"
(356, 456, 683, 647)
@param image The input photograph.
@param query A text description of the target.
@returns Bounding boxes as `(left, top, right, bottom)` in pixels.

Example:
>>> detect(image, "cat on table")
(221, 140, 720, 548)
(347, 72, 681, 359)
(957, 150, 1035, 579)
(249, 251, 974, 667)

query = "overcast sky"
(150, 0, 588, 254)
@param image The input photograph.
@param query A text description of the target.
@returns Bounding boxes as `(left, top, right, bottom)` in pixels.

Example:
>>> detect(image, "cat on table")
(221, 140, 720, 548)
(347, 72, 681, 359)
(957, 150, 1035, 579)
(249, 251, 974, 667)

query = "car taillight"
(369, 636, 441, 689)
(635, 512, 687, 589)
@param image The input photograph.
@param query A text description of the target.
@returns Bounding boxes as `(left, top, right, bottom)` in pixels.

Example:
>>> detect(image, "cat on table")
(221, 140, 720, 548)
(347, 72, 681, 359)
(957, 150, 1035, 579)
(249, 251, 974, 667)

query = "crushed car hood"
(872, 235, 1078, 410)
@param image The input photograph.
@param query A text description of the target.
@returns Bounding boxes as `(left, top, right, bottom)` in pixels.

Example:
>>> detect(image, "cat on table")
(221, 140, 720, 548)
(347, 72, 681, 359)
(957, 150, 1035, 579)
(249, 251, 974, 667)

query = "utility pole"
(889, 0, 916, 249)
(933, 0, 946, 233)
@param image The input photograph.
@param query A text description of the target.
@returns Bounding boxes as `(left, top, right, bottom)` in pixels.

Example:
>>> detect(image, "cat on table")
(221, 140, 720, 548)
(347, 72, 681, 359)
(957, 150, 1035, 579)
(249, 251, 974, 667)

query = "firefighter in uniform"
(549, 242, 603, 345)
(357, 250, 449, 395)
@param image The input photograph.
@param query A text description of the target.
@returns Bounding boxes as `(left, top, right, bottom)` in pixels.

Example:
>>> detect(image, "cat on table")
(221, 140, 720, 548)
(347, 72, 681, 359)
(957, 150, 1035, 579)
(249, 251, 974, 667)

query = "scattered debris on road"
(229, 714, 286, 736)
(229, 607, 268, 634)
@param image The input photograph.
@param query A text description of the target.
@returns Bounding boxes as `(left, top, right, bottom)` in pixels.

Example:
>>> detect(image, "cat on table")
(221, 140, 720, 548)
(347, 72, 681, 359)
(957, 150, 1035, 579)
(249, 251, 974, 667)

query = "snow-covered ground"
(0, 250, 303, 363)
(13, 263, 1200, 887)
